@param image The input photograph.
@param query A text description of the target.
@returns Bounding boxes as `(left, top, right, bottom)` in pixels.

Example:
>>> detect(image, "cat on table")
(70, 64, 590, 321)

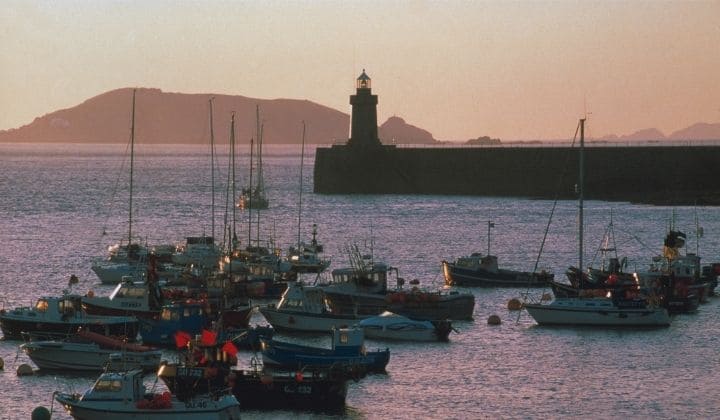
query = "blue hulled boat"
(260, 326, 390, 373)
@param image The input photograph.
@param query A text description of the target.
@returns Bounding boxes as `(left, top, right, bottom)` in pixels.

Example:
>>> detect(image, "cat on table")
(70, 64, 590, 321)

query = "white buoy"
(487, 314, 502, 325)
(16, 363, 34, 376)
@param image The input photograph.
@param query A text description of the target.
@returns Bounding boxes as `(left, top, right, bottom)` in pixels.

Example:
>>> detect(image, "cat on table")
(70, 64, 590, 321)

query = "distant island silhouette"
(1, 87, 719, 144)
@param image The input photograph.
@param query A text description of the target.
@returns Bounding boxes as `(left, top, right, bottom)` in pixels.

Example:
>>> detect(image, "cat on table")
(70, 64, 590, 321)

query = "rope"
(517, 121, 582, 323)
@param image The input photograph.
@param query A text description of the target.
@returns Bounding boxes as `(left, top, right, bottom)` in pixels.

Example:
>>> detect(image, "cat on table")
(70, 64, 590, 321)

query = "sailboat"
(524, 119, 671, 327)
(287, 122, 330, 273)
(237, 105, 269, 210)
(92, 89, 149, 284)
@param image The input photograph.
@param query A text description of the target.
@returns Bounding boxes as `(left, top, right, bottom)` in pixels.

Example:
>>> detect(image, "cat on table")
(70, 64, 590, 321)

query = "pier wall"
(313, 145, 720, 205)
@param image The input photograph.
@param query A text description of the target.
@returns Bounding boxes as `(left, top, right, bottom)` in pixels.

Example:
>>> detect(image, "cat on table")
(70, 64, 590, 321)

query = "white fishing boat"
(358, 311, 453, 342)
(524, 119, 671, 327)
(259, 281, 362, 333)
(55, 369, 241, 420)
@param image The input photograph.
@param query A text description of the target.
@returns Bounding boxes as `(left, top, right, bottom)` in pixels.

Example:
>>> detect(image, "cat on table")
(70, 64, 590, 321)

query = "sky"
(2, 0, 719, 141)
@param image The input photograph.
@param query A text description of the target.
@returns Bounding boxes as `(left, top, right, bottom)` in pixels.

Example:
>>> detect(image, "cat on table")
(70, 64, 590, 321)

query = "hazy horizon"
(2, 0, 719, 141)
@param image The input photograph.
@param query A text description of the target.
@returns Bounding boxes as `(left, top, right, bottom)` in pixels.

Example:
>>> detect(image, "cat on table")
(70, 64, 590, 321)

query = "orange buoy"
(507, 298, 522, 311)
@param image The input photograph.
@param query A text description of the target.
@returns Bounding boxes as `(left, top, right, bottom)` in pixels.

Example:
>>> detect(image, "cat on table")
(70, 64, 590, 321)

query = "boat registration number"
(283, 384, 312, 394)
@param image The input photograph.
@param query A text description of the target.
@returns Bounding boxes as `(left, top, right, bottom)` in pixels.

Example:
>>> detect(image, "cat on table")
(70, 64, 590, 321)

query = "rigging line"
(99, 126, 133, 240)
(518, 121, 581, 323)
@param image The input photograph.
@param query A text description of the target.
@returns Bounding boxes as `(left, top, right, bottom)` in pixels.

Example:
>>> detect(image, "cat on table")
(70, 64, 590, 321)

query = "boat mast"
(297, 121, 306, 247)
(579, 118, 585, 274)
(231, 112, 237, 250)
(209, 97, 216, 241)
(487, 220, 494, 256)
(247, 136, 254, 247)
(128, 88, 136, 246)
(256, 122, 263, 247)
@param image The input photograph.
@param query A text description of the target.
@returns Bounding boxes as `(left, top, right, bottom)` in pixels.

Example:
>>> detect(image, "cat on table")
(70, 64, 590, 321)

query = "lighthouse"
(348, 69, 381, 148)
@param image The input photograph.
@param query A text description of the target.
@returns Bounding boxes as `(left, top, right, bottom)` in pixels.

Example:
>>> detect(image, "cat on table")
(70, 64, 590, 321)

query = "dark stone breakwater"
(313, 144, 720, 205)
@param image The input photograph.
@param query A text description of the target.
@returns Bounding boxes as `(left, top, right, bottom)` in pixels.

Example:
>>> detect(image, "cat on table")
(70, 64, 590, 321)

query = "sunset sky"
(2, 0, 719, 141)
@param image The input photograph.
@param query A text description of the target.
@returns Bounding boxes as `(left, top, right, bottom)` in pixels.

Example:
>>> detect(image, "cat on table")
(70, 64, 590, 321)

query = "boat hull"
(0, 315, 139, 341)
(442, 261, 552, 287)
(524, 299, 671, 327)
(259, 307, 360, 333)
(232, 368, 348, 410)
(323, 290, 475, 321)
(22, 341, 161, 371)
(55, 393, 240, 420)
(261, 340, 390, 373)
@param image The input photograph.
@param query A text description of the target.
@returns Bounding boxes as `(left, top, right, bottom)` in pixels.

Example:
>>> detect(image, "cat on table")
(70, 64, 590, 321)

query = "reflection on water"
(1, 143, 719, 419)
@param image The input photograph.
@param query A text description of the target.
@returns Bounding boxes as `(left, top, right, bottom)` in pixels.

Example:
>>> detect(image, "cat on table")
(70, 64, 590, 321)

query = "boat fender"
(295, 371, 303, 382)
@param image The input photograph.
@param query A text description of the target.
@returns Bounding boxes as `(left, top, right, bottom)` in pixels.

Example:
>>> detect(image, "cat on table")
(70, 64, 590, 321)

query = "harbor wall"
(313, 145, 720, 205)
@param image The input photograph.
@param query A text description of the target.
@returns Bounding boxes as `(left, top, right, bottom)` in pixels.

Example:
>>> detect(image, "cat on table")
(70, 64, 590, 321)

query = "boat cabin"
(330, 261, 392, 294)
(330, 327, 364, 354)
(454, 253, 500, 273)
(33, 295, 82, 319)
(277, 282, 332, 314)
(82, 370, 145, 402)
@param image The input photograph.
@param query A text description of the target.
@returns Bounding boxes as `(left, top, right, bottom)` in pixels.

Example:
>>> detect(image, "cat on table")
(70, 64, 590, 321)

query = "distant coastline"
(1, 87, 719, 145)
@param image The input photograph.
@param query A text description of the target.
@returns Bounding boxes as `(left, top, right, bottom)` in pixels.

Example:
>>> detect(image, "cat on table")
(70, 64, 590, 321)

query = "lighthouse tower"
(348, 70, 381, 147)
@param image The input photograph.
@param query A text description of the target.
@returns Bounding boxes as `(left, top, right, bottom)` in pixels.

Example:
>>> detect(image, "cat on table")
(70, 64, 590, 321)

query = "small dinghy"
(358, 311, 454, 342)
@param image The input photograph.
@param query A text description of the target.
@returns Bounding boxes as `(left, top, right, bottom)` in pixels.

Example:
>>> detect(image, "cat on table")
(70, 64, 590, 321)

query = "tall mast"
(247, 137, 254, 247)
(231, 112, 237, 249)
(297, 121, 306, 247)
(256, 122, 263, 246)
(579, 118, 585, 273)
(128, 88, 136, 246)
(209, 97, 216, 241)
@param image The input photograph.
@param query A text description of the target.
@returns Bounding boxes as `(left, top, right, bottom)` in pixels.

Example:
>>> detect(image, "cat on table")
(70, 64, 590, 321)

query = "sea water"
(1, 142, 719, 419)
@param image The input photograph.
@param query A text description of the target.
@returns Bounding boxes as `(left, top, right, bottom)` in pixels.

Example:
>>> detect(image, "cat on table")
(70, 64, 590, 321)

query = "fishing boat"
(0, 293, 139, 340)
(138, 301, 253, 346)
(157, 332, 354, 411)
(288, 127, 330, 274)
(82, 278, 164, 318)
(321, 246, 475, 320)
(523, 119, 671, 327)
(260, 326, 389, 373)
(259, 281, 363, 333)
(288, 224, 331, 274)
(442, 221, 554, 287)
(21, 329, 161, 372)
(358, 311, 453, 342)
(55, 369, 241, 420)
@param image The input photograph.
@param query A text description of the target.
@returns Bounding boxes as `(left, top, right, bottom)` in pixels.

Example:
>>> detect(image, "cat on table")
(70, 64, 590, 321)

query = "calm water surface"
(1, 143, 719, 419)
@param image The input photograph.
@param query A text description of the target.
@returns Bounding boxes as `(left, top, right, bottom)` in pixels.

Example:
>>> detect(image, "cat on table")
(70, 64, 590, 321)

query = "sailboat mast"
(128, 88, 136, 246)
(247, 137, 254, 247)
(579, 118, 585, 273)
(256, 122, 263, 246)
(297, 121, 306, 247)
(209, 97, 216, 241)
(231, 112, 237, 249)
